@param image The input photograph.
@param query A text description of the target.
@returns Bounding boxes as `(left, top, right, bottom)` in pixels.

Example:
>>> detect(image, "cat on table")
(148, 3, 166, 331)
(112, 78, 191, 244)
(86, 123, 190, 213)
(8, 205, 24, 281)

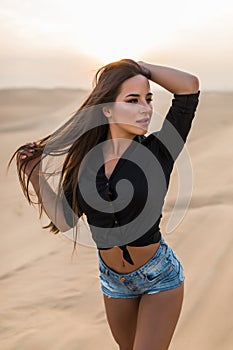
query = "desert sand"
(1, 88, 233, 350)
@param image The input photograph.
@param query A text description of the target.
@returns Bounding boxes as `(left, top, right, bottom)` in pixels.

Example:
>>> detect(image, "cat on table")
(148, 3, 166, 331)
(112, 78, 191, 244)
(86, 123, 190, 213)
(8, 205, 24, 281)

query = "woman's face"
(103, 74, 153, 139)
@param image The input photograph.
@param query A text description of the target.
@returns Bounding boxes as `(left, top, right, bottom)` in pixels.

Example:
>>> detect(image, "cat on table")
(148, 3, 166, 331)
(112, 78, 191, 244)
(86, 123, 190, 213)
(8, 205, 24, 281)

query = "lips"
(136, 118, 150, 124)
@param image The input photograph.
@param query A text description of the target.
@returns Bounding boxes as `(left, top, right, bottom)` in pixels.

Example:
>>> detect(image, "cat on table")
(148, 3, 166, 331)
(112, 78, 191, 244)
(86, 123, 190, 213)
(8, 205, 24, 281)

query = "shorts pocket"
(144, 257, 172, 282)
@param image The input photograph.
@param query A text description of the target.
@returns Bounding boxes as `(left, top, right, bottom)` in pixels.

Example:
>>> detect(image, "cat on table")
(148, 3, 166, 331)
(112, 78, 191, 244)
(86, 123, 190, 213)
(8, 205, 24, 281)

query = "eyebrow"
(125, 92, 153, 98)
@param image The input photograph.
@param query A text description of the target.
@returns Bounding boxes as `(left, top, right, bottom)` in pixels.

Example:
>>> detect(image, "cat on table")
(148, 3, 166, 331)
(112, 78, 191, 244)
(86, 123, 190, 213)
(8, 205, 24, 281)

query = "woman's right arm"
(18, 143, 76, 232)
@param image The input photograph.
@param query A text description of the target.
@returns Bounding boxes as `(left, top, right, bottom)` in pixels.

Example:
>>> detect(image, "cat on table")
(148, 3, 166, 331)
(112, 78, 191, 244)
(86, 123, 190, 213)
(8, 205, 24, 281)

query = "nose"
(139, 102, 152, 115)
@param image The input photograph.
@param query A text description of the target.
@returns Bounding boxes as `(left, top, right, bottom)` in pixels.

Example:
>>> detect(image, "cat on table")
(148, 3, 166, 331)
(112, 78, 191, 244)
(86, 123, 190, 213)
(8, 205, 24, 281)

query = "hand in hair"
(137, 61, 151, 80)
(17, 142, 41, 178)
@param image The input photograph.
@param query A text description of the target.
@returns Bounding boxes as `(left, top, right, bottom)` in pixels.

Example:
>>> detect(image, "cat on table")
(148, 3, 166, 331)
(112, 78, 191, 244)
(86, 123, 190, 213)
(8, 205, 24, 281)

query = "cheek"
(113, 104, 138, 122)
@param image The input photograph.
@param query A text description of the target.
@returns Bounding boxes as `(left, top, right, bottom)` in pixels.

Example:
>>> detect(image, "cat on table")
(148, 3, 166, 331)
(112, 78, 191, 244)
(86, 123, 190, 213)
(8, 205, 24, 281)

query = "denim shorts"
(98, 236, 185, 298)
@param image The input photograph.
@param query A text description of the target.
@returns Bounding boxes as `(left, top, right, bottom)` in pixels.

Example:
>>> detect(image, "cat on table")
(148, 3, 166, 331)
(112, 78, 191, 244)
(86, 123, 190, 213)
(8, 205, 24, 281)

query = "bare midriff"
(99, 241, 161, 274)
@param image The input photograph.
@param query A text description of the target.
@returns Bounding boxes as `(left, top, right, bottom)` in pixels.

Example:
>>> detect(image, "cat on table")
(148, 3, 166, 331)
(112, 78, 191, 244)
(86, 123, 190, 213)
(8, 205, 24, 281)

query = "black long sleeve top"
(63, 90, 200, 265)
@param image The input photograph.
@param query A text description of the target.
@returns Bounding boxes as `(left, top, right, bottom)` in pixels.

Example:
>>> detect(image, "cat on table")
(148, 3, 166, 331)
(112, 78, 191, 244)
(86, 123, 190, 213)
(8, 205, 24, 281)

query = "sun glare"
(1, 0, 232, 89)
(63, 0, 169, 63)
(4, 0, 229, 64)
(81, 32, 169, 65)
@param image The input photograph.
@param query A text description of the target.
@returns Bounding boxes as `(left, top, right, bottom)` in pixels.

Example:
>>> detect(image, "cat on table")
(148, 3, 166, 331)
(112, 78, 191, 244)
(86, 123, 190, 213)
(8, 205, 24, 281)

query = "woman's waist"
(99, 242, 161, 274)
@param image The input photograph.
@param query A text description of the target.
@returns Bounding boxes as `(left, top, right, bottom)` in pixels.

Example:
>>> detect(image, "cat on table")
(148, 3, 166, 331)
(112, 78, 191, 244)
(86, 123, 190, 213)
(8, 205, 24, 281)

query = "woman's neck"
(105, 129, 135, 156)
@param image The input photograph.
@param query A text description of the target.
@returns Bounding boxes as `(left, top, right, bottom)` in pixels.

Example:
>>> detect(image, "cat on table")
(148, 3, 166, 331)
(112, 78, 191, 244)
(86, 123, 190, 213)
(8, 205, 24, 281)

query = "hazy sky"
(0, 0, 233, 90)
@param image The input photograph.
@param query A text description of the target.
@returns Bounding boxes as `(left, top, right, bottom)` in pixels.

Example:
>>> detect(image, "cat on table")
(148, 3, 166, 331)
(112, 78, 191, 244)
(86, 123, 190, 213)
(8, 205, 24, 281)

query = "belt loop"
(102, 264, 109, 275)
(137, 269, 145, 279)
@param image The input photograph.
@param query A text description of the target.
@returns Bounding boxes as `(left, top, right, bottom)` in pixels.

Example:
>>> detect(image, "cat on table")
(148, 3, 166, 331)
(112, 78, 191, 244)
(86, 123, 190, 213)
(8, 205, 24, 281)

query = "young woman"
(9, 59, 200, 350)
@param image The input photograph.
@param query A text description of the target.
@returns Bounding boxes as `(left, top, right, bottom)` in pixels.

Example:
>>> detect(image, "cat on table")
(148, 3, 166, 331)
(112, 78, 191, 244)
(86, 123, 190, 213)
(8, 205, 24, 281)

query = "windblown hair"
(8, 58, 151, 250)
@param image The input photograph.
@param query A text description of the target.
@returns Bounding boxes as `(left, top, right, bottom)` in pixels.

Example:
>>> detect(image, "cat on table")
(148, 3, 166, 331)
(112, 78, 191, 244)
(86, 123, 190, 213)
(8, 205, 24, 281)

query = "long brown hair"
(8, 58, 151, 250)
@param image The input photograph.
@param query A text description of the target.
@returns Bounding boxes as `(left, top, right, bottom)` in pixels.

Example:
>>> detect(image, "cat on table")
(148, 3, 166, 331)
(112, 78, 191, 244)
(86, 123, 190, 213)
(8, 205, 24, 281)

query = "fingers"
(19, 142, 37, 159)
(19, 150, 34, 160)
(137, 61, 151, 80)
(26, 141, 37, 148)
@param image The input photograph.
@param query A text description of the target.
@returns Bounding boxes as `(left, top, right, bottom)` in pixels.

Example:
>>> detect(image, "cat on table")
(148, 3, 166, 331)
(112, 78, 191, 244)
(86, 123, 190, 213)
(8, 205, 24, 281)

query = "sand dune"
(0, 88, 233, 349)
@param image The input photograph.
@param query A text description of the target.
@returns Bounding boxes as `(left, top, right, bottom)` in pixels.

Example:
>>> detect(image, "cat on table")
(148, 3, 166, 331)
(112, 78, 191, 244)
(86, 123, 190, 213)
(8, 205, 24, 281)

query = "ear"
(102, 106, 112, 118)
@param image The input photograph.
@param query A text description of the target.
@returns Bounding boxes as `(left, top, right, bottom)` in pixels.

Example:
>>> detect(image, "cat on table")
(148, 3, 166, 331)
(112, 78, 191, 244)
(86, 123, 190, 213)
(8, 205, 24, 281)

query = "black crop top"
(62, 91, 200, 265)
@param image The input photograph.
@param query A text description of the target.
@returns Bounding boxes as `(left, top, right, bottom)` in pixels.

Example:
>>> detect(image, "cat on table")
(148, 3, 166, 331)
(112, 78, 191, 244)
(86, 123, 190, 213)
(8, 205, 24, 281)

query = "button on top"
(120, 276, 126, 282)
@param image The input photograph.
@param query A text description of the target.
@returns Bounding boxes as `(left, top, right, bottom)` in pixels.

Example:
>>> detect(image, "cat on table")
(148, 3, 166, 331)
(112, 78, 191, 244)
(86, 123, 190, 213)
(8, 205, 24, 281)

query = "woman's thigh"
(103, 294, 141, 349)
(133, 282, 184, 350)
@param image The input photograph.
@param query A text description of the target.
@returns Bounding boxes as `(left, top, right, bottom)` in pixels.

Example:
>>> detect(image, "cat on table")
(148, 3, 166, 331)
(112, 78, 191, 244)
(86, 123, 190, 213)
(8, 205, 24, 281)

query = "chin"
(136, 127, 148, 135)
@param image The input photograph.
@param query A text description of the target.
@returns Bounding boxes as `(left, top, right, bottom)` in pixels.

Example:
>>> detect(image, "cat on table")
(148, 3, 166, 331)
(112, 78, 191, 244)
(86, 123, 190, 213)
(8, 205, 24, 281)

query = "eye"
(126, 98, 138, 103)
(146, 98, 153, 103)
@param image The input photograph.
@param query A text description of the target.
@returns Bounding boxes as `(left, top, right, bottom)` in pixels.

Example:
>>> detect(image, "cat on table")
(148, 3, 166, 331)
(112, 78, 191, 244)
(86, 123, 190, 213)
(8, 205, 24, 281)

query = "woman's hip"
(98, 236, 185, 299)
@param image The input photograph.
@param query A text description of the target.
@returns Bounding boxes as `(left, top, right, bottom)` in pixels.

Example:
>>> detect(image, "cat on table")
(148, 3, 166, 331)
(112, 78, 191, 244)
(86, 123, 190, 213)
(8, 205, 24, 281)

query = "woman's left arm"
(138, 61, 199, 94)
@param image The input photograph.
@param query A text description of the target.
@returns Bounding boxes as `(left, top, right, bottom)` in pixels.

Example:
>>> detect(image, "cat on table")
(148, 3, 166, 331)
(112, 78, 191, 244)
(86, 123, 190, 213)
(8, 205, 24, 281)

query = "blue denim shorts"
(98, 236, 185, 298)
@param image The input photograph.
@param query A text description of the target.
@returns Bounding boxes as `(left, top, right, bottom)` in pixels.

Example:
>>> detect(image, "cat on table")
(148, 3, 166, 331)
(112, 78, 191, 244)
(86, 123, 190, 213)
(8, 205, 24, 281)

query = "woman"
(9, 59, 200, 350)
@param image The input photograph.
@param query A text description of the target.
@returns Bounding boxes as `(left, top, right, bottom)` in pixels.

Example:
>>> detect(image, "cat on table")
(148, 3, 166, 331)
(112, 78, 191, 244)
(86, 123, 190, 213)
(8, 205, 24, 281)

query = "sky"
(0, 0, 233, 90)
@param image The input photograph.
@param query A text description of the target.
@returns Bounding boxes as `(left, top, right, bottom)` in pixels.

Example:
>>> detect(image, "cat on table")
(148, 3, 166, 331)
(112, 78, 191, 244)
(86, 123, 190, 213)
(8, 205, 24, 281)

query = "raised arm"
(140, 62, 201, 165)
(138, 61, 199, 94)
